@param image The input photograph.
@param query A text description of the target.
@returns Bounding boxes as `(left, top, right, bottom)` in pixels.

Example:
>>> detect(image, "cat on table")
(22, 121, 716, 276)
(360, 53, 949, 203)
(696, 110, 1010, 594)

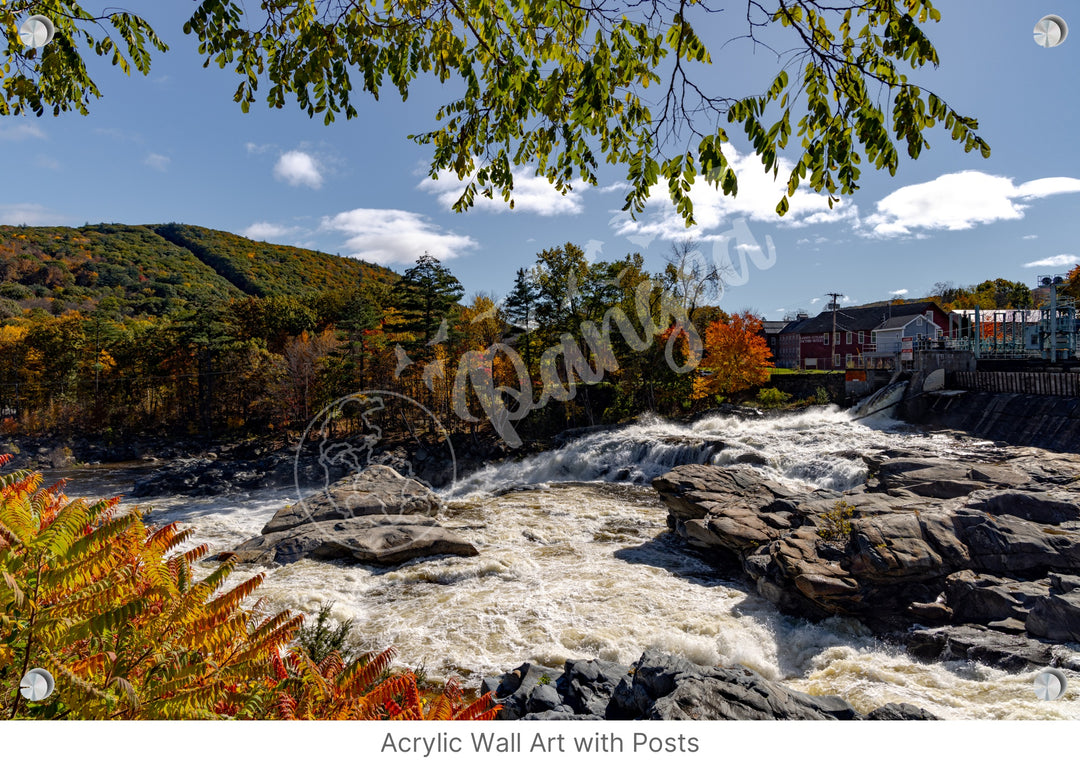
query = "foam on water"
(115, 409, 1080, 719)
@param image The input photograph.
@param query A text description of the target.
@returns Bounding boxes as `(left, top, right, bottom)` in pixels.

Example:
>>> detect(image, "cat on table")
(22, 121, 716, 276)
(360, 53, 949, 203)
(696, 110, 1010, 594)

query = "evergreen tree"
(390, 254, 464, 349)
(502, 268, 540, 369)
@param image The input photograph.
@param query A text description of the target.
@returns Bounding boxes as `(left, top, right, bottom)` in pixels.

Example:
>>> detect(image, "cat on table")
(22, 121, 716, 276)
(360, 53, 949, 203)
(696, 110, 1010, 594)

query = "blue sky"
(1, 2, 1078, 318)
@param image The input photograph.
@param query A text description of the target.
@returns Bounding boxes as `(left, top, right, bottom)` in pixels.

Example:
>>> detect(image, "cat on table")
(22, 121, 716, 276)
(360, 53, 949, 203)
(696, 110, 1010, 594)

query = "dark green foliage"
(152, 223, 397, 298)
(0, 224, 399, 315)
(296, 603, 360, 664)
(390, 253, 464, 346)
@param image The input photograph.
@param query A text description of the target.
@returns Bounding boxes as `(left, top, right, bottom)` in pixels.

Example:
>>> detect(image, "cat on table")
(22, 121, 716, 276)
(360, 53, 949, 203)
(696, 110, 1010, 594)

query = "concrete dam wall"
(902, 390, 1080, 453)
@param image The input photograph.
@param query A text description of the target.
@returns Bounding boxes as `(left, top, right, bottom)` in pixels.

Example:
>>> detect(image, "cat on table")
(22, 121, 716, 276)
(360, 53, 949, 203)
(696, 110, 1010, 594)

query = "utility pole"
(827, 292, 843, 370)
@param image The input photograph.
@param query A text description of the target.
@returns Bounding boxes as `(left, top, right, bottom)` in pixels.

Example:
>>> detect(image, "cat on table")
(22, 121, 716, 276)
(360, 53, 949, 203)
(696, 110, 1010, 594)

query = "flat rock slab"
(229, 514, 477, 566)
(263, 464, 441, 535)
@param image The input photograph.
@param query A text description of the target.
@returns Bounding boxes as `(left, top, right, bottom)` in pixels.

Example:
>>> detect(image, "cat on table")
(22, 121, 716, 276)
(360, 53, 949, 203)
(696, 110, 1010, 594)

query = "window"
(871, 331, 877, 345)
(833, 354, 842, 368)
(858, 331, 865, 345)
(846, 332, 852, 345)
(823, 332, 829, 346)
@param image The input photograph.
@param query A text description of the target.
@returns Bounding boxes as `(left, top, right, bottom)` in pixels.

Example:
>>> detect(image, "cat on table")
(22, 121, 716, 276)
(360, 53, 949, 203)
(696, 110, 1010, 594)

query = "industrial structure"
(767, 275, 1079, 373)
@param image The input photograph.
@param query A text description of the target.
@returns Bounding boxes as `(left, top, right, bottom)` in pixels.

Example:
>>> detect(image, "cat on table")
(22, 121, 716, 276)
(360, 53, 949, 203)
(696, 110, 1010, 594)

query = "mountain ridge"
(0, 222, 397, 316)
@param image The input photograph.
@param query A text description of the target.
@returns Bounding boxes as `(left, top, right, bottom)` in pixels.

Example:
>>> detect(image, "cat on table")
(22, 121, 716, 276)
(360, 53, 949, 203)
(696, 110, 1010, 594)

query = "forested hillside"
(0, 223, 396, 316)
(0, 229, 776, 445)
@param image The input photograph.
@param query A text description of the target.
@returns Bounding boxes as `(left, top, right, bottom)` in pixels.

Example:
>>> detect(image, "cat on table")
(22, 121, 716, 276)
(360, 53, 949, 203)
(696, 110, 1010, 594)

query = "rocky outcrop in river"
(483, 650, 937, 720)
(225, 466, 478, 566)
(653, 447, 1080, 669)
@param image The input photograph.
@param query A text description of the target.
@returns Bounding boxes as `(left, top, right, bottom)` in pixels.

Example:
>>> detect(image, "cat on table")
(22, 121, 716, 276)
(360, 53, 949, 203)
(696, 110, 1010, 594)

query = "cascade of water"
(446, 405, 947, 498)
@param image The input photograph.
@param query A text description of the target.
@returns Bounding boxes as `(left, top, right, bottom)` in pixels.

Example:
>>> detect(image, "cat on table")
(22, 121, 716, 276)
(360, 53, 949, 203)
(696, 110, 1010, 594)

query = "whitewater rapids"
(100, 407, 1079, 719)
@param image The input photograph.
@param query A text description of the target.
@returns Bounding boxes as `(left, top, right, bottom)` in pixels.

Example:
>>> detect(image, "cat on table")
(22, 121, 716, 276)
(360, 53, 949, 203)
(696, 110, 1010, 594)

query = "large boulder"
(262, 465, 441, 535)
(228, 514, 478, 566)
(652, 466, 804, 555)
(654, 450, 1080, 652)
(1026, 574, 1080, 642)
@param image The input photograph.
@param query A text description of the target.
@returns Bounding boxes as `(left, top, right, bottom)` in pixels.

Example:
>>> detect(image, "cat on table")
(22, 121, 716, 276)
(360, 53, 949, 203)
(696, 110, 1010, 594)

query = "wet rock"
(561, 659, 627, 717)
(653, 466, 803, 555)
(487, 651, 938, 721)
(481, 663, 565, 720)
(945, 571, 1048, 624)
(525, 683, 564, 714)
(873, 458, 991, 499)
(1026, 574, 1080, 642)
(262, 465, 441, 535)
(606, 651, 932, 721)
(966, 490, 1080, 524)
(655, 448, 1080, 656)
(864, 703, 938, 720)
(905, 624, 1056, 672)
(228, 515, 477, 566)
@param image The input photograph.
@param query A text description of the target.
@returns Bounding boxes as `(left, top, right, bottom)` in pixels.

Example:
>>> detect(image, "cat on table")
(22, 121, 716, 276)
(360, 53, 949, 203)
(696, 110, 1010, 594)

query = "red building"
(781, 301, 950, 370)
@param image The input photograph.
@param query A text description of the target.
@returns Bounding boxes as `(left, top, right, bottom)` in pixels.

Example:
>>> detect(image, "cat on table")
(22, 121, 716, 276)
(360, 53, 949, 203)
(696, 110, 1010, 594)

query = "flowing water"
(57, 407, 1080, 719)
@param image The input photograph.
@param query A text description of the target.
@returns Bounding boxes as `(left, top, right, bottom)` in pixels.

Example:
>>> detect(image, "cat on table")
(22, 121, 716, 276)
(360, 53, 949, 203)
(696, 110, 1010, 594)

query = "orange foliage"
(692, 313, 773, 399)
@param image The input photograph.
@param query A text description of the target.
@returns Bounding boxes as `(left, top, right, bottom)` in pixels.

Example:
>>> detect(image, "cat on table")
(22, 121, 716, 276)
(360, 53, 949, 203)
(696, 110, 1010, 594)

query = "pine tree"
(389, 254, 464, 351)
(502, 268, 539, 370)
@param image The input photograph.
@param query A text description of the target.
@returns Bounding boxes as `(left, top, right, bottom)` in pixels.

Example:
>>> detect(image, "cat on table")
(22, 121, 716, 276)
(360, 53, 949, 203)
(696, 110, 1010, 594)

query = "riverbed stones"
(653, 447, 1080, 663)
(485, 651, 938, 720)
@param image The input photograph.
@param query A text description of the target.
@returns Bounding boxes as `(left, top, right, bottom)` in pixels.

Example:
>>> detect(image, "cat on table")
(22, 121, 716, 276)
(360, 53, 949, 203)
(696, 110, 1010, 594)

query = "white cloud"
(418, 165, 585, 216)
(612, 143, 857, 245)
(1022, 234, 1039, 240)
(242, 221, 301, 242)
(246, 142, 274, 155)
(274, 150, 323, 189)
(321, 209, 477, 265)
(1023, 254, 1080, 268)
(0, 124, 46, 141)
(0, 203, 66, 226)
(144, 153, 170, 172)
(864, 171, 1080, 237)
(890, 288, 909, 296)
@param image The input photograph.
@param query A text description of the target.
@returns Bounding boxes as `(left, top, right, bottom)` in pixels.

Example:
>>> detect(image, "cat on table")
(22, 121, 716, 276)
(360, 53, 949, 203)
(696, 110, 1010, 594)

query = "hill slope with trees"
(0, 223, 397, 317)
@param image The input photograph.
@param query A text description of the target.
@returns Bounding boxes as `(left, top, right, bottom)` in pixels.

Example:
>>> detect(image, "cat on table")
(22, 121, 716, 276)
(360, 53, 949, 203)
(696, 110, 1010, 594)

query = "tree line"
(0, 244, 776, 444)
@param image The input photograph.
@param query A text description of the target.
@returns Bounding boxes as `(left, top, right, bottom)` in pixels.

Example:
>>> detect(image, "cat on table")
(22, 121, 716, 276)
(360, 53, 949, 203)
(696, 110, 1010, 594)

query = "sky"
(1, 1, 1078, 319)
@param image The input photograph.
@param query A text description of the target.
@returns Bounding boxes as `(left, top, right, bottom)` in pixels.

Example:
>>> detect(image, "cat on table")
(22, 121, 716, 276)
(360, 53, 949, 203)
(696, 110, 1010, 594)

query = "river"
(51, 406, 1080, 719)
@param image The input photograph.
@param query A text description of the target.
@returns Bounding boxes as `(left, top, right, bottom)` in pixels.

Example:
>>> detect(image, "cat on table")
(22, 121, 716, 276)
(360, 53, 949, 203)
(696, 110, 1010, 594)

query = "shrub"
(756, 387, 792, 408)
(816, 500, 856, 543)
(0, 457, 499, 720)
(815, 386, 831, 405)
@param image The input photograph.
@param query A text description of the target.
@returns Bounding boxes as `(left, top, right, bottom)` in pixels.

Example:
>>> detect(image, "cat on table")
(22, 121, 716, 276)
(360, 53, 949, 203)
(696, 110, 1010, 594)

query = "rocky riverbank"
(482, 650, 937, 720)
(652, 446, 1080, 672)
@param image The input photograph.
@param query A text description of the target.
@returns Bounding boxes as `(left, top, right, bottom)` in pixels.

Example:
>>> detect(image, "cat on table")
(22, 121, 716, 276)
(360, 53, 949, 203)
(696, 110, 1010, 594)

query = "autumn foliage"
(692, 313, 773, 400)
(0, 457, 498, 720)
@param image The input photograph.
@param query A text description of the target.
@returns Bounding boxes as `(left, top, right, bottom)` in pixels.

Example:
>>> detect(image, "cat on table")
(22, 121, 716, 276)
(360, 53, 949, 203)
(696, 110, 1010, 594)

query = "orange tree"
(0, 457, 498, 720)
(692, 313, 773, 401)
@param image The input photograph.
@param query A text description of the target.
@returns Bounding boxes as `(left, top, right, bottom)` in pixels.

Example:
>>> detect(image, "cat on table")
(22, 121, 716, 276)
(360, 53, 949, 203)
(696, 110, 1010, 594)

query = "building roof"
(760, 320, 789, 335)
(873, 313, 941, 331)
(778, 317, 814, 336)
(790, 301, 945, 335)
